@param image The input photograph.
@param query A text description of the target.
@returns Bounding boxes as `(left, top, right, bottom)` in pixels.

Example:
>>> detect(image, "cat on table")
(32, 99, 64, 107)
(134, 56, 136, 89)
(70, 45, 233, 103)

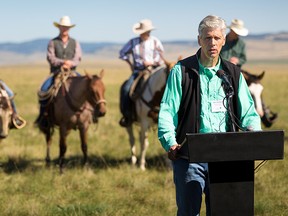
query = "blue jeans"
(173, 159, 210, 216)
(0, 80, 17, 113)
(120, 72, 139, 118)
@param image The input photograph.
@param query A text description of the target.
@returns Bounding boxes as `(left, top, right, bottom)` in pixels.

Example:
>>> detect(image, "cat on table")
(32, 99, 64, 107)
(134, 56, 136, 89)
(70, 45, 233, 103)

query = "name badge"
(211, 100, 226, 112)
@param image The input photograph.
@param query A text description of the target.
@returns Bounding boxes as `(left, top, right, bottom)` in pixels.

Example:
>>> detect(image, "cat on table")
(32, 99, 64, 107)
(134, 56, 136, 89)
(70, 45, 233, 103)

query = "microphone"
(216, 70, 234, 94)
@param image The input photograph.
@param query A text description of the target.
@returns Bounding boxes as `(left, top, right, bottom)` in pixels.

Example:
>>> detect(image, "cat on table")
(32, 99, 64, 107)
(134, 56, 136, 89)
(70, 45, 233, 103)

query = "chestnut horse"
(0, 84, 13, 139)
(37, 71, 106, 173)
(242, 69, 278, 127)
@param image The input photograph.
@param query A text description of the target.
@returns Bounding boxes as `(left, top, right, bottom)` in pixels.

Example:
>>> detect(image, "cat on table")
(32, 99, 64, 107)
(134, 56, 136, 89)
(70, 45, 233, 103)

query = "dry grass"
(0, 59, 287, 215)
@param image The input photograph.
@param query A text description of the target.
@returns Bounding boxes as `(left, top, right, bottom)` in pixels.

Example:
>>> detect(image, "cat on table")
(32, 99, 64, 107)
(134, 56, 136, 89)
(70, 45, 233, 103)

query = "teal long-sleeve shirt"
(158, 60, 261, 152)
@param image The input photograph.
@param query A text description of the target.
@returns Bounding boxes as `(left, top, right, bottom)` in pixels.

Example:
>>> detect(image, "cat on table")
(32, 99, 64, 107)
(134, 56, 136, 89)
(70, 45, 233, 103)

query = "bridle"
(87, 77, 107, 109)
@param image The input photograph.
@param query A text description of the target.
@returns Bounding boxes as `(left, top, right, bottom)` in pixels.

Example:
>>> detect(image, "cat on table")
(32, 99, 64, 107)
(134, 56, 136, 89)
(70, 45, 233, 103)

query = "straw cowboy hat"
(132, 19, 155, 35)
(229, 19, 248, 36)
(53, 16, 75, 28)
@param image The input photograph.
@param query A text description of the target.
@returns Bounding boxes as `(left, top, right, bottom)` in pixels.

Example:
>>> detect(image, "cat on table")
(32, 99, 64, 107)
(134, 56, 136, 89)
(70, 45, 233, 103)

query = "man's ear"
(197, 35, 201, 46)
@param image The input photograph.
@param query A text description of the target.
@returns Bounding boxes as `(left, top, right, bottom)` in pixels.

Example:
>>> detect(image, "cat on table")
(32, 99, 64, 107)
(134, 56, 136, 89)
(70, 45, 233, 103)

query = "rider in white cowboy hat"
(119, 19, 165, 127)
(220, 18, 248, 68)
(35, 15, 82, 127)
(132, 19, 155, 35)
(53, 16, 76, 28)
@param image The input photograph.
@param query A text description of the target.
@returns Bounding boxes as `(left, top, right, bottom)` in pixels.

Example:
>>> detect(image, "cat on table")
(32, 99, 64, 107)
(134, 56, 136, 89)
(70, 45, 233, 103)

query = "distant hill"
(0, 32, 287, 65)
(0, 39, 122, 55)
(0, 32, 287, 55)
(0, 39, 198, 55)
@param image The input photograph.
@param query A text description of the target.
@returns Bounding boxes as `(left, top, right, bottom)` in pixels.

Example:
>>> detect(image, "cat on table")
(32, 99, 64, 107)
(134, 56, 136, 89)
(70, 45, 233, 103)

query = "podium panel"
(187, 130, 284, 163)
(209, 161, 254, 216)
(186, 130, 284, 216)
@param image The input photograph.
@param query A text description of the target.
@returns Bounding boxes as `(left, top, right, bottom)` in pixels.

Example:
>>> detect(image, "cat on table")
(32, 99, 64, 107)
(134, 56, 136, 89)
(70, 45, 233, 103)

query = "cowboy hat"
(229, 19, 248, 36)
(53, 16, 75, 28)
(132, 19, 155, 35)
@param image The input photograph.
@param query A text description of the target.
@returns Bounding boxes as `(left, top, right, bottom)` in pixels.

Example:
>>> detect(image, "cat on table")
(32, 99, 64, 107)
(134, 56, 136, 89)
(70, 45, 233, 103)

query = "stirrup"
(12, 116, 26, 129)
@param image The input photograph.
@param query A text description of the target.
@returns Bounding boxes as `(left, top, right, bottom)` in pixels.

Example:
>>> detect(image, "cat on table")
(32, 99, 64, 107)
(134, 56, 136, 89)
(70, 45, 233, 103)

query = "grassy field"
(0, 59, 287, 216)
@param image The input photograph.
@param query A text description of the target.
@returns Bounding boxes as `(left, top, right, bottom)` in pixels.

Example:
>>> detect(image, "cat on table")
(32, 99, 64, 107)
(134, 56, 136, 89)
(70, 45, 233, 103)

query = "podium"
(186, 130, 284, 216)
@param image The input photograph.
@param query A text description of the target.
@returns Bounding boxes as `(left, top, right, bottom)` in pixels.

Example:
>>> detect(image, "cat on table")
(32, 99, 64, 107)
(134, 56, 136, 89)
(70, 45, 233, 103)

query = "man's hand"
(168, 144, 181, 161)
(62, 60, 73, 70)
(143, 60, 153, 67)
(229, 57, 239, 65)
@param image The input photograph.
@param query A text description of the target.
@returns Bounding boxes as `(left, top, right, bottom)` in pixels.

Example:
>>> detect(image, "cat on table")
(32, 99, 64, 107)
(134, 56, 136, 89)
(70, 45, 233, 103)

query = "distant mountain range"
(0, 32, 287, 66)
(0, 32, 287, 55)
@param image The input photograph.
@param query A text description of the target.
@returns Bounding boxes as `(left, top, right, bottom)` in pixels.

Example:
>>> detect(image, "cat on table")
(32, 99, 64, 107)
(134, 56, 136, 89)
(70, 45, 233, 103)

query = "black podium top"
(187, 130, 284, 163)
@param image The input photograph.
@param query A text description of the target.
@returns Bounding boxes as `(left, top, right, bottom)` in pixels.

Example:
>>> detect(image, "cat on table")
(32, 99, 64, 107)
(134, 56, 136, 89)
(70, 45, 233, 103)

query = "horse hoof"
(60, 168, 64, 175)
(140, 165, 146, 171)
(45, 158, 51, 168)
(131, 156, 137, 165)
(82, 161, 90, 169)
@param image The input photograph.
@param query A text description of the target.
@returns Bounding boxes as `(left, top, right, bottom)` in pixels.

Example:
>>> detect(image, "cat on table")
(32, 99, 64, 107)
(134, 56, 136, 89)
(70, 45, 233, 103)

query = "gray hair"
(198, 15, 226, 37)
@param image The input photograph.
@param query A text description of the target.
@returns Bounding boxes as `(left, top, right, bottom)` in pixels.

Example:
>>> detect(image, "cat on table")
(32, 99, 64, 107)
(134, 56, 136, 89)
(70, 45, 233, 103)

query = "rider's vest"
(50, 37, 77, 73)
(175, 50, 241, 158)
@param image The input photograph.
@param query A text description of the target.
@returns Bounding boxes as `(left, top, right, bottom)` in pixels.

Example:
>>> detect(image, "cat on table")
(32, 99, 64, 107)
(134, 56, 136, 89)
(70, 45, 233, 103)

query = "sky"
(1, 0, 287, 43)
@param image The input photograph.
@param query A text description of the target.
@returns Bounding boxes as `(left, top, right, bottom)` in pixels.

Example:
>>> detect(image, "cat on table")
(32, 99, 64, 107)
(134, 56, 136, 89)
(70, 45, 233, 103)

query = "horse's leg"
(139, 124, 149, 171)
(126, 125, 137, 166)
(79, 126, 88, 166)
(59, 126, 68, 173)
(45, 131, 52, 167)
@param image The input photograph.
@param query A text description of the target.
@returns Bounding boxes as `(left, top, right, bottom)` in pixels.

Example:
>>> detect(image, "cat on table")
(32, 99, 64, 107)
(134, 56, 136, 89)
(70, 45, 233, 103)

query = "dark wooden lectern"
(186, 130, 284, 216)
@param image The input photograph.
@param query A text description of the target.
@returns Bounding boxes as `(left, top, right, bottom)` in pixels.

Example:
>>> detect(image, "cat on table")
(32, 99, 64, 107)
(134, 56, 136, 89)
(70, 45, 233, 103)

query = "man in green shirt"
(158, 15, 261, 216)
(220, 19, 248, 68)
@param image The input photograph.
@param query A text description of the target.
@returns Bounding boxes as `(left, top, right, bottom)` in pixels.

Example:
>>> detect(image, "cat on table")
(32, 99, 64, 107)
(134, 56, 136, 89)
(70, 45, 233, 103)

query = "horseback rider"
(220, 18, 248, 68)
(0, 80, 26, 129)
(35, 16, 82, 126)
(119, 19, 165, 127)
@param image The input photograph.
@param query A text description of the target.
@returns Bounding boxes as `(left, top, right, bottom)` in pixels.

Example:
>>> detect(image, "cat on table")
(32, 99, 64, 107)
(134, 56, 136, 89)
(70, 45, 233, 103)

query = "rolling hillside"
(0, 32, 287, 65)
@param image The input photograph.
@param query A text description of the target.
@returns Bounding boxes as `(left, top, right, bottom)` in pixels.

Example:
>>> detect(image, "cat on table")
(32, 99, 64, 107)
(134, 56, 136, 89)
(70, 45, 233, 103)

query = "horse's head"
(0, 87, 13, 139)
(241, 69, 277, 128)
(242, 69, 265, 86)
(86, 70, 107, 119)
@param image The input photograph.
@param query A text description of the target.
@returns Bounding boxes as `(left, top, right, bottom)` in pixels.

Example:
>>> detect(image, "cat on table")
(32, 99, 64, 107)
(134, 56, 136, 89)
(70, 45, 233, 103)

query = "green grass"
(0, 60, 287, 215)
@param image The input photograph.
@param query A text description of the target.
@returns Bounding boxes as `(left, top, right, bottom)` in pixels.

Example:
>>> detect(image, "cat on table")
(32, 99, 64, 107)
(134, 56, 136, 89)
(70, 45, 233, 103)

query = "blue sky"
(1, 0, 287, 43)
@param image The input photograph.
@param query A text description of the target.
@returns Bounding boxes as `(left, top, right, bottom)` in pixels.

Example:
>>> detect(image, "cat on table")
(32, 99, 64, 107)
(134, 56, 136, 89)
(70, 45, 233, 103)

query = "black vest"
(50, 37, 77, 73)
(176, 50, 241, 158)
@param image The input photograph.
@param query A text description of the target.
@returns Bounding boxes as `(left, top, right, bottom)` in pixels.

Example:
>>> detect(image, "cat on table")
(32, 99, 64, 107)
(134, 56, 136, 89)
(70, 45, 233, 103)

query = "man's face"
(59, 25, 70, 36)
(198, 28, 225, 61)
(140, 31, 151, 41)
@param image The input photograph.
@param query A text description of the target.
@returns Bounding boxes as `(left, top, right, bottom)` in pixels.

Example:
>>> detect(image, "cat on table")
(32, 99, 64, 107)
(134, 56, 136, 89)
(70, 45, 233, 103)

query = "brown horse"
(0, 84, 13, 139)
(242, 69, 278, 127)
(37, 70, 106, 173)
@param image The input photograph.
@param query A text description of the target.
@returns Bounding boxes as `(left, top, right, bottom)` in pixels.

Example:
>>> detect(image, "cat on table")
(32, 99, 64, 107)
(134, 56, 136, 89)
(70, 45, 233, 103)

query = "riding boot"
(119, 100, 133, 127)
(119, 116, 132, 127)
(34, 103, 48, 128)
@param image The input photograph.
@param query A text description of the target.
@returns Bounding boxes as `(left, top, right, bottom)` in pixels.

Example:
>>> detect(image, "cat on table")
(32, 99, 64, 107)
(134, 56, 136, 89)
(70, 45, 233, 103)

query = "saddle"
(37, 70, 76, 105)
(129, 69, 151, 101)
(128, 66, 167, 123)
